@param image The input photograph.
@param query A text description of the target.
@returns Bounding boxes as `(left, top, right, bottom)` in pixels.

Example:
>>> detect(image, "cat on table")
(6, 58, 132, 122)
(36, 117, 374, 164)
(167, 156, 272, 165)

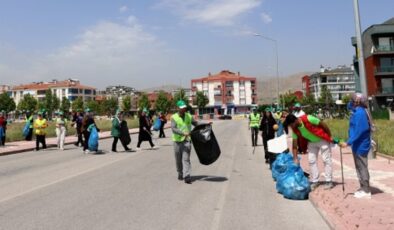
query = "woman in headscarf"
(136, 108, 158, 151)
(340, 93, 373, 199)
(260, 108, 277, 165)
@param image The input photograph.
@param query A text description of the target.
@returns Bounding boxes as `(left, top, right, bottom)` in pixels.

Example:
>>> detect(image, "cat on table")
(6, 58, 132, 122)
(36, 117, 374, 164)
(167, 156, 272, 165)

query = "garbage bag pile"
(271, 153, 311, 200)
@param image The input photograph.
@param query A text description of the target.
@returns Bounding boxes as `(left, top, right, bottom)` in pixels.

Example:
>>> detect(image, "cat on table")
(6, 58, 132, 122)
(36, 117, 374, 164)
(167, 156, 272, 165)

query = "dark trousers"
(1, 130, 5, 146)
(83, 131, 91, 151)
(112, 137, 129, 151)
(25, 128, 33, 141)
(251, 127, 259, 146)
(36, 135, 47, 150)
(262, 134, 275, 162)
(159, 125, 165, 138)
(353, 153, 371, 193)
(75, 129, 83, 146)
(137, 138, 154, 148)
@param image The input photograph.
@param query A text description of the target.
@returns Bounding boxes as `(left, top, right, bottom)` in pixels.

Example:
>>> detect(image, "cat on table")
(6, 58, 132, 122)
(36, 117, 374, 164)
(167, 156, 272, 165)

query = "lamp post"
(253, 33, 281, 108)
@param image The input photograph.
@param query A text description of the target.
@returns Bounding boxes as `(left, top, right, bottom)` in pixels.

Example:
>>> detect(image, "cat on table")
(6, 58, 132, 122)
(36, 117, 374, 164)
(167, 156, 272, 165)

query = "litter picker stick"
(340, 146, 345, 194)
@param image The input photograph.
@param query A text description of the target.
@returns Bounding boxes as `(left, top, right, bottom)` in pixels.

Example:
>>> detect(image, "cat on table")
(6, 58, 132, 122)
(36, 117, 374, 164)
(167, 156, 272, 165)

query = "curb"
(377, 152, 394, 161)
(309, 197, 336, 230)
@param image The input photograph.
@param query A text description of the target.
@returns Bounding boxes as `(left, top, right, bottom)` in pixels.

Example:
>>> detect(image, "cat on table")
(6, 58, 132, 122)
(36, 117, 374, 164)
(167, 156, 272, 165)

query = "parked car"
(218, 115, 232, 120)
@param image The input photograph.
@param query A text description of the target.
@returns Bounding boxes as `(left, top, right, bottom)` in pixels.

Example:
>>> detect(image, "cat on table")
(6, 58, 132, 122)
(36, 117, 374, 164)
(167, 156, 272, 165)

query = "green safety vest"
(250, 113, 260, 128)
(26, 116, 33, 128)
(172, 112, 192, 142)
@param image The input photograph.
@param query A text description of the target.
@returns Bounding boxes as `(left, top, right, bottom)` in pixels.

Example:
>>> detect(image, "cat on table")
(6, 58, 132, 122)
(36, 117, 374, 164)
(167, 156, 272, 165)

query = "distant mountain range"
(257, 72, 313, 104)
(140, 84, 183, 93)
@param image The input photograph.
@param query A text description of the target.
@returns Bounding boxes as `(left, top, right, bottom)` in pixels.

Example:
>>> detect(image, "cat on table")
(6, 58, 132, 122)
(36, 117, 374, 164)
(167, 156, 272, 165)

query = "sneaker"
(125, 148, 136, 152)
(184, 176, 192, 184)
(310, 182, 319, 191)
(111, 150, 117, 153)
(151, 146, 159, 150)
(135, 147, 141, 151)
(178, 174, 183, 181)
(324, 182, 334, 190)
(84, 150, 90, 154)
(354, 190, 371, 199)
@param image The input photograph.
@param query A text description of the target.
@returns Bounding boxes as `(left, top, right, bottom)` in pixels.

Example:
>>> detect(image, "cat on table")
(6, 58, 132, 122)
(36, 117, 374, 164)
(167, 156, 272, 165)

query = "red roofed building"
(191, 70, 257, 114)
(11, 79, 96, 104)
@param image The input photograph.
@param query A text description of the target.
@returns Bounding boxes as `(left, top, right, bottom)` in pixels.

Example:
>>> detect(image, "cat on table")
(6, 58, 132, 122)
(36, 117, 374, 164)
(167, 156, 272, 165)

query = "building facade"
(11, 79, 96, 104)
(302, 66, 356, 103)
(352, 17, 394, 107)
(191, 70, 257, 114)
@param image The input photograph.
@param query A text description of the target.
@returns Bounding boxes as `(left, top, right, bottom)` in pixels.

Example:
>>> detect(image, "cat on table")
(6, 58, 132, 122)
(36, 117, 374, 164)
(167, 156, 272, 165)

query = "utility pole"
(353, 0, 368, 96)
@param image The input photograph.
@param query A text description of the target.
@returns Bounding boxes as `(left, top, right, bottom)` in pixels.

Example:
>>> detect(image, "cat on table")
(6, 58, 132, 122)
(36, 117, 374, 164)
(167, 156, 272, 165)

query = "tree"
(155, 91, 172, 113)
(195, 91, 209, 114)
(44, 89, 56, 117)
(86, 100, 100, 114)
(0, 92, 16, 113)
(301, 94, 317, 115)
(319, 85, 334, 105)
(122, 95, 132, 113)
(60, 97, 71, 113)
(342, 94, 352, 104)
(138, 93, 150, 110)
(17, 94, 38, 112)
(279, 91, 298, 109)
(173, 89, 188, 105)
(101, 97, 118, 116)
(71, 97, 84, 112)
(52, 94, 60, 112)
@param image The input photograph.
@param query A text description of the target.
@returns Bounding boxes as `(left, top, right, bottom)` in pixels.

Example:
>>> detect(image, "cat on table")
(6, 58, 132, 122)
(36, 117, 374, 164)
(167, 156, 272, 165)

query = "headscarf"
(351, 93, 368, 108)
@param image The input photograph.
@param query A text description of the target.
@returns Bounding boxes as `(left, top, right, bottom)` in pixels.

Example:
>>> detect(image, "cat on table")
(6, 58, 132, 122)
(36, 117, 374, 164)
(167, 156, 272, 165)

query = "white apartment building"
(191, 70, 257, 114)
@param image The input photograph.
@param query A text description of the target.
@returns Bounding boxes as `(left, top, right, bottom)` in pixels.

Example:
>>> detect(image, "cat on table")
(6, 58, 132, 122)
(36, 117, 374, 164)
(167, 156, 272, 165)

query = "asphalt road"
(0, 120, 329, 230)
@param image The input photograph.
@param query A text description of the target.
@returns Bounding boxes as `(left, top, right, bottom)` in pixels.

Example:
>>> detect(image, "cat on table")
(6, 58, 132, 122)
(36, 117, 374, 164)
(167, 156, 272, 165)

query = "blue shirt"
(347, 107, 371, 156)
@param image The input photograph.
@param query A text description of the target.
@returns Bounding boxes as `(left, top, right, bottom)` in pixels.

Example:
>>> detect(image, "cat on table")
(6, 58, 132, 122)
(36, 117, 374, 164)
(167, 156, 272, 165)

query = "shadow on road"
(191, 175, 228, 182)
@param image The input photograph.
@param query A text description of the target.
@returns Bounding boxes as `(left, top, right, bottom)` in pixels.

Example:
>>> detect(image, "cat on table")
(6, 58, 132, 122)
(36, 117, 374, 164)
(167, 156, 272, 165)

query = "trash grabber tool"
(340, 146, 345, 194)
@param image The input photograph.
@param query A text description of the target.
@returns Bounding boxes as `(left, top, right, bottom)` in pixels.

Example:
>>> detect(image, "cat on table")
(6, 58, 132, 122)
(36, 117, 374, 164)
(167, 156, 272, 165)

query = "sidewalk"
(299, 143, 394, 230)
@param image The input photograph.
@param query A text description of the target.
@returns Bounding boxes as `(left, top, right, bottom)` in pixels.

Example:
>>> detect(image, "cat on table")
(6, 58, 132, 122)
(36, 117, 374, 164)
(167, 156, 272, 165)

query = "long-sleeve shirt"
(347, 107, 371, 156)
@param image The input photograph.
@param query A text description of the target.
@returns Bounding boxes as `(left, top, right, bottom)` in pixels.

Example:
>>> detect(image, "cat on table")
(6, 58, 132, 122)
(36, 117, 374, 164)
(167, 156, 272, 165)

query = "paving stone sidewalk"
(299, 144, 394, 230)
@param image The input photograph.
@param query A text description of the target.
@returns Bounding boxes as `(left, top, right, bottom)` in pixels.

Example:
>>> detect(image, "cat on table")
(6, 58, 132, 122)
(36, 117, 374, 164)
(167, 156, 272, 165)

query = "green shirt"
(292, 115, 321, 143)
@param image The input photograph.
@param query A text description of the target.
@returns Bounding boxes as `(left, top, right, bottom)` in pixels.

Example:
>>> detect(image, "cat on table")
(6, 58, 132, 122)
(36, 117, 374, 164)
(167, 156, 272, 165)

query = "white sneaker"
(135, 147, 141, 151)
(84, 150, 90, 154)
(151, 146, 159, 150)
(354, 190, 371, 199)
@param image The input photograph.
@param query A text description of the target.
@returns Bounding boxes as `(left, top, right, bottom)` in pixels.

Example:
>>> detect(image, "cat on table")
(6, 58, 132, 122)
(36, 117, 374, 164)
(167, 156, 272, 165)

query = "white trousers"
(56, 127, 66, 149)
(308, 140, 332, 183)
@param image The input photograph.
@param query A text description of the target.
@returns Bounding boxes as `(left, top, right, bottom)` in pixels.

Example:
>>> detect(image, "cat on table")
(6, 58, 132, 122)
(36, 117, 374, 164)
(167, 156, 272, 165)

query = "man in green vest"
(249, 107, 260, 147)
(171, 100, 207, 184)
(25, 111, 34, 141)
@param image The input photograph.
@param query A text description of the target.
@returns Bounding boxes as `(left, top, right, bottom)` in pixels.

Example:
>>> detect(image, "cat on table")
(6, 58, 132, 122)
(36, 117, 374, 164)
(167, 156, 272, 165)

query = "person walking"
(284, 113, 336, 191)
(72, 110, 84, 147)
(25, 111, 34, 141)
(340, 93, 372, 199)
(136, 108, 157, 151)
(159, 112, 167, 138)
(55, 112, 67, 150)
(171, 100, 206, 184)
(260, 108, 277, 164)
(0, 111, 7, 147)
(111, 111, 132, 152)
(82, 108, 99, 154)
(249, 108, 260, 147)
(34, 111, 48, 151)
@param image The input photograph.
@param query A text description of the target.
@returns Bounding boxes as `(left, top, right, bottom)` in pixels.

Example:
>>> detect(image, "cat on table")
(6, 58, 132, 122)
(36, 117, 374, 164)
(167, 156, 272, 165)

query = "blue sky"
(1, 0, 394, 89)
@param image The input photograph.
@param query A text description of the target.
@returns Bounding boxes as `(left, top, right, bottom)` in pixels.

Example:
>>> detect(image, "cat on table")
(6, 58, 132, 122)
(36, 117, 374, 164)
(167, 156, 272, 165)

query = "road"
(0, 120, 329, 230)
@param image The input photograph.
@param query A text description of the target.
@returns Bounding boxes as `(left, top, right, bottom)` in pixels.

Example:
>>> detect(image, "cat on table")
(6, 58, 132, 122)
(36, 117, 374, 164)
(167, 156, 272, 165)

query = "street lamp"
(253, 33, 281, 108)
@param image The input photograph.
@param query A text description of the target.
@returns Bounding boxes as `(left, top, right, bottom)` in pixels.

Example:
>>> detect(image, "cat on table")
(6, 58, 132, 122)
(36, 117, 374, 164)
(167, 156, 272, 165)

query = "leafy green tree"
(17, 94, 38, 112)
(155, 91, 172, 113)
(319, 85, 334, 105)
(101, 97, 118, 116)
(342, 94, 352, 104)
(0, 92, 16, 113)
(279, 91, 298, 109)
(71, 97, 84, 112)
(60, 97, 71, 113)
(86, 100, 100, 114)
(122, 95, 132, 113)
(195, 91, 209, 114)
(52, 94, 60, 112)
(173, 89, 188, 105)
(138, 93, 150, 110)
(37, 100, 45, 111)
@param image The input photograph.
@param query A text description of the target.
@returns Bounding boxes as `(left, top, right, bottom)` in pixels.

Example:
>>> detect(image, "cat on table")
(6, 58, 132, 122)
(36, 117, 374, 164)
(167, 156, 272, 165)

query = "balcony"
(375, 66, 394, 76)
(377, 87, 394, 95)
(375, 45, 394, 53)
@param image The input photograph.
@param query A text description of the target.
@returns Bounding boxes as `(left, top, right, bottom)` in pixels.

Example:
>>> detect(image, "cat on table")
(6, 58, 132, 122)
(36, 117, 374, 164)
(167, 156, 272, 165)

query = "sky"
(0, 0, 394, 89)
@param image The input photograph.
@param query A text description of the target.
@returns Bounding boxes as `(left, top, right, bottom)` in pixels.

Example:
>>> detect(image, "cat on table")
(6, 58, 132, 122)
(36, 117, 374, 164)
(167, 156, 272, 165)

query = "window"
(85, 89, 92, 95)
(69, 88, 79, 94)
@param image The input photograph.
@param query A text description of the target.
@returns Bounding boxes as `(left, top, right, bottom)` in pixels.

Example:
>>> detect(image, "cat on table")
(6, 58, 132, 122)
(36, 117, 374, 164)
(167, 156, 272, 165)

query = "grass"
(5, 118, 139, 142)
(325, 119, 394, 156)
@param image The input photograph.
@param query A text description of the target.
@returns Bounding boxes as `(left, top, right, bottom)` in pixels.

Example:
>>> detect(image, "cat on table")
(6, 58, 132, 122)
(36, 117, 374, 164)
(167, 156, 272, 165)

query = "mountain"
(140, 84, 183, 93)
(257, 72, 313, 104)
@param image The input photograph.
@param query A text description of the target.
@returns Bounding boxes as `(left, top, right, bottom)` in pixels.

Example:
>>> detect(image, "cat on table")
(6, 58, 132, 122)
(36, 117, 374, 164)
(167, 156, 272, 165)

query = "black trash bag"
(120, 120, 131, 146)
(191, 124, 221, 165)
